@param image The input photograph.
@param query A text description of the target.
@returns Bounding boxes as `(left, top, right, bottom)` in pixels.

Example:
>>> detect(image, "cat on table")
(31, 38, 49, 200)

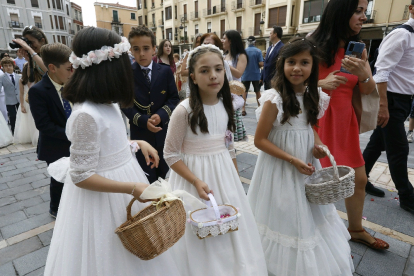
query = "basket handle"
(205, 193, 221, 221)
(126, 198, 137, 221)
(319, 146, 339, 181)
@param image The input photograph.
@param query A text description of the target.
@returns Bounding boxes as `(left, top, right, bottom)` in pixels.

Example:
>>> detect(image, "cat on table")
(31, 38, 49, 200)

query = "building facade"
(0, 0, 74, 52)
(94, 2, 138, 37)
(71, 2, 83, 35)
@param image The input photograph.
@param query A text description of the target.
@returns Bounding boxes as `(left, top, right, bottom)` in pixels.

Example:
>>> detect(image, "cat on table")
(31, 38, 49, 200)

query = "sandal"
(348, 228, 389, 250)
(242, 111, 247, 116)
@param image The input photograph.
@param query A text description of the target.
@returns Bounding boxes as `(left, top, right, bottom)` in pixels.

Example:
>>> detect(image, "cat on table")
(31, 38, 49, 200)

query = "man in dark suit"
(123, 26, 179, 184)
(261, 26, 284, 90)
(29, 43, 73, 218)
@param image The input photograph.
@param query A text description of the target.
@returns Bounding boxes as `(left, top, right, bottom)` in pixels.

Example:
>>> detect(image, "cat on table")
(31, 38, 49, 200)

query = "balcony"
(149, 22, 156, 29)
(112, 17, 121, 24)
(9, 21, 24, 28)
(158, 19, 164, 28)
(190, 11, 200, 20)
(303, 15, 321, 24)
(363, 10, 376, 24)
(249, 0, 264, 7)
(151, 4, 155, 9)
(70, 29, 75, 34)
(35, 22, 42, 28)
(232, 0, 245, 11)
(203, 5, 227, 17)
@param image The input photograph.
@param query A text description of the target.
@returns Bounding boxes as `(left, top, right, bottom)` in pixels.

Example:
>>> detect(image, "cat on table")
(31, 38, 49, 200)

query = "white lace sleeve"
(69, 113, 100, 184)
(164, 105, 188, 167)
(255, 88, 283, 126)
(317, 88, 330, 119)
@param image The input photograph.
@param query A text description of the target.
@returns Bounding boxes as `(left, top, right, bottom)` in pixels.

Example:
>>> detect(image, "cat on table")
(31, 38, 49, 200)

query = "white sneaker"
(407, 131, 413, 143)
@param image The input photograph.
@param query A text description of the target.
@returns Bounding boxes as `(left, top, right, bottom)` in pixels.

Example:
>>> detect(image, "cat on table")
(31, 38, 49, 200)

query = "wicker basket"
(188, 193, 240, 239)
(305, 146, 355, 205)
(115, 198, 186, 260)
(229, 80, 246, 96)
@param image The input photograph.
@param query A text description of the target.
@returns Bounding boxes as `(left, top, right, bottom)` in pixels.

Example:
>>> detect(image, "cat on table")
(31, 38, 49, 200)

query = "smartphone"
(340, 41, 365, 74)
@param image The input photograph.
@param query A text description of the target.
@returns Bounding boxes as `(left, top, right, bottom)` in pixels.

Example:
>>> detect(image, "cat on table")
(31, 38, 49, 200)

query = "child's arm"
(19, 79, 26, 113)
(164, 105, 212, 200)
(121, 106, 152, 131)
(312, 129, 328, 159)
(255, 101, 314, 175)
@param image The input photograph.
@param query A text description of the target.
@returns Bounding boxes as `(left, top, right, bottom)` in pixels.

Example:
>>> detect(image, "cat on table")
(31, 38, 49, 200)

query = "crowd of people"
(0, 0, 413, 275)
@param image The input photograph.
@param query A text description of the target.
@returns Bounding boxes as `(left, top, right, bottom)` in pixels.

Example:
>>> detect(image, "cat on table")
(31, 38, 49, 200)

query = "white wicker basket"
(188, 193, 240, 239)
(305, 146, 355, 205)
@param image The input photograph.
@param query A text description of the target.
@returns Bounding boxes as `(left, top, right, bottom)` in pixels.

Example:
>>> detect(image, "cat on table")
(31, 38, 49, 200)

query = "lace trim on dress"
(95, 144, 133, 172)
(317, 89, 331, 119)
(373, 70, 391, 84)
(191, 218, 239, 238)
(256, 89, 283, 126)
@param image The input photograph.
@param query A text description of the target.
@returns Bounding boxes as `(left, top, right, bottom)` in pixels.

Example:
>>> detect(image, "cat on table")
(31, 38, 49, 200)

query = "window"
(131, 13, 136, 20)
(268, 6, 287, 27)
(113, 10, 119, 22)
(59, 16, 65, 30)
(195, 24, 199, 34)
(165, 6, 172, 20)
(254, 13, 261, 35)
(56, 0, 62, 10)
(152, 13, 155, 24)
(47, 0, 50, 9)
(31, 0, 39, 8)
(221, 0, 226, 12)
(34, 16, 42, 28)
(62, 36, 66, 45)
(77, 24, 80, 31)
(220, 20, 225, 38)
(207, 0, 212, 15)
(302, 0, 328, 23)
(237, 0, 242, 9)
(138, 0, 142, 10)
(183, 4, 187, 20)
(53, 35, 56, 43)
(236, 16, 242, 33)
(10, 13, 19, 22)
(195, 1, 198, 18)
(145, 15, 148, 25)
(207, 22, 211, 33)
(138, 16, 143, 25)
(55, 15, 58, 29)
(66, 4, 69, 15)
(7, 0, 15, 4)
(50, 15, 54, 29)
(57, 35, 61, 42)
(166, 28, 172, 40)
(175, 5, 177, 19)
(52, 0, 56, 9)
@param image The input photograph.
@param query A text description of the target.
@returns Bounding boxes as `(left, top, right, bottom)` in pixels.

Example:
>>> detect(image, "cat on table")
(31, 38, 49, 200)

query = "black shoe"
(49, 209, 57, 219)
(365, 181, 385, 197)
(400, 196, 414, 215)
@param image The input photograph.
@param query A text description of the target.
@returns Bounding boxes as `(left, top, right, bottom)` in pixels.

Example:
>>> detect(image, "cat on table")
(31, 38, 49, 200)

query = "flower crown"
(186, 44, 224, 69)
(69, 36, 131, 69)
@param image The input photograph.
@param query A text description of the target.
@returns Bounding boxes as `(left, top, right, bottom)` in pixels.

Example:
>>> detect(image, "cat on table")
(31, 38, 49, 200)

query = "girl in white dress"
(247, 38, 354, 275)
(13, 63, 39, 146)
(164, 44, 267, 276)
(44, 27, 180, 276)
(0, 109, 12, 148)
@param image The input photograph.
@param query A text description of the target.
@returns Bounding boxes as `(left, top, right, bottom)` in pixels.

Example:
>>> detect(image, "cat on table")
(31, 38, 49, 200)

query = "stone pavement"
(0, 91, 413, 275)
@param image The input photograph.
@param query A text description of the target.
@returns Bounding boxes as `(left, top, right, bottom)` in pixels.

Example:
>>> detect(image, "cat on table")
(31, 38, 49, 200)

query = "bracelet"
(31, 52, 38, 58)
(131, 184, 136, 195)
(359, 76, 370, 83)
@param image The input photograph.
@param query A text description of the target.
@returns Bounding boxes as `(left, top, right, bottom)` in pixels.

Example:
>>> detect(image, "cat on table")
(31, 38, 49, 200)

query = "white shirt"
(139, 60, 153, 81)
(268, 40, 281, 56)
(374, 17, 414, 95)
(7, 72, 15, 84)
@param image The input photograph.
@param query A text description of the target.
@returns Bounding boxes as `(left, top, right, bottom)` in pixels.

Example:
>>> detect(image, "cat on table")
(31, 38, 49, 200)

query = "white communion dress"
(0, 111, 12, 148)
(13, 84, 39, 146)
(164, 98, 268, 276)
(44, 101, 180, 276)
(247, 89, 354, 276)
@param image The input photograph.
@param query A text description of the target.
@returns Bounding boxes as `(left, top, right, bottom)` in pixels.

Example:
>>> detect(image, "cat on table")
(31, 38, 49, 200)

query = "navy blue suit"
(122, 62, 179, 183)
(262, 41, 284, 90)
(29, 73, 71, 213)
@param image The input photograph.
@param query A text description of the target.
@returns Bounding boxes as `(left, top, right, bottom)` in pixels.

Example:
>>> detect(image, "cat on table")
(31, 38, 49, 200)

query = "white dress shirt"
(374, 18, 414, 95)
(268, 40, 281, 57)
(139, 60, 153, 81)
(7, 72, 16, 84)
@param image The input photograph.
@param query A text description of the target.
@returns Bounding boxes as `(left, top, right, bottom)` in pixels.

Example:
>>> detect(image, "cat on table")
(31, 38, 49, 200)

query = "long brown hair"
(200, 33, 223, 50)
(272, 37, 320, 126)
(157, 39, 174, 66)
(187, 47, 235, 134)
(21, 63, 41, 85)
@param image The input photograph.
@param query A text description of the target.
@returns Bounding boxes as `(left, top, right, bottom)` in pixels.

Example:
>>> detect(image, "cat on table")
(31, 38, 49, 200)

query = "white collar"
(139, 60, 153, 71)
(272, 41, 281, 47)
(8, 72, 15, 77)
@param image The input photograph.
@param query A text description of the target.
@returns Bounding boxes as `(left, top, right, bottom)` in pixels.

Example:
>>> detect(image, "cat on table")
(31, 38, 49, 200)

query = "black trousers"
(264, 81, 272, 90)
(6, 103, 19, 134)
(47, 161, 64, 212)
(363, 92, 414, 198)
(136, 146, 169, 184)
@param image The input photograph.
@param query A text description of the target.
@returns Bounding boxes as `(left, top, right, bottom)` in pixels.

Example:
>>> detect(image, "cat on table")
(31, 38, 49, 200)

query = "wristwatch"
(359, 76, 370, 83)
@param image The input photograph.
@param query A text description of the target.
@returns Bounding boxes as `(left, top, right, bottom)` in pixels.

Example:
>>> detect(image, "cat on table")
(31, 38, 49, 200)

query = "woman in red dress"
(311, 0, 389, 250)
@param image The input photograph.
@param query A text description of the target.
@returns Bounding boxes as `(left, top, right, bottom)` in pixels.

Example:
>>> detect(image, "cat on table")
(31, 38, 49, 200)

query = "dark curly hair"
(187, 46, 235, 134)
(271, 37, 321, 126)
(128, 25, 156, 47)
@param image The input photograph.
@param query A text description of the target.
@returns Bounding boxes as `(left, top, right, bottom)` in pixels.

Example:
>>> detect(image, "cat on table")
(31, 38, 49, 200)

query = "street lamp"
(179, 16, 187, 43)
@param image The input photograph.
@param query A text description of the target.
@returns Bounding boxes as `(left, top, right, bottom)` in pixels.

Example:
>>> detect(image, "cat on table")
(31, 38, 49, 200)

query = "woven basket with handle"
(115, 197, 186, 260)
(305, 146, 355, 205)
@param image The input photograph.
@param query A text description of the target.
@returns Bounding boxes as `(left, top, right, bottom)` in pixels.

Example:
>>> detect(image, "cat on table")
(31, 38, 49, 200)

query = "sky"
(72, 0, 137, 27)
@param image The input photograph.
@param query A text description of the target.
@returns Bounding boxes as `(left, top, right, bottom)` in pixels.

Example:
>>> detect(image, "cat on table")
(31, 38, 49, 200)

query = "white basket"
(188, 193, 240, 239)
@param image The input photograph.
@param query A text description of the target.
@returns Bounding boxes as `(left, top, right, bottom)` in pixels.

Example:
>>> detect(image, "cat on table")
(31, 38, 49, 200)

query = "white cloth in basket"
(248, 89, 354, 276)
(164, 99, 268, 276)
(44, 102, 180, 276)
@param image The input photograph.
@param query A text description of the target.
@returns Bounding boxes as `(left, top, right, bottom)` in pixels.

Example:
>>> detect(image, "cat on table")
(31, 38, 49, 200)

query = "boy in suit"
(123, 26, 179, 183)
(29, 43, 74, 218)
(0, 57, 21, 133)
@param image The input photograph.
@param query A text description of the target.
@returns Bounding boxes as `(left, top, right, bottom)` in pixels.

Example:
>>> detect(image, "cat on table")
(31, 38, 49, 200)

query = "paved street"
(0, 91, 413, 275)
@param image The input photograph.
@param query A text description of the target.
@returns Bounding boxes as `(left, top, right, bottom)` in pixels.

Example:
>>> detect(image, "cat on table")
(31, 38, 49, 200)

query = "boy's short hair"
(40, 43, 72, 68)
(128, 25, 156, 46)
(173, 53, 180, 59)
(1, 57, 14, 67)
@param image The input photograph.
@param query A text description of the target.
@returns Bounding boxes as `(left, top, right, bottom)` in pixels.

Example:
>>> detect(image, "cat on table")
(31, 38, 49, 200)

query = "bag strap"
(205, 193, 221, 221)
(391, 24, 414, 33)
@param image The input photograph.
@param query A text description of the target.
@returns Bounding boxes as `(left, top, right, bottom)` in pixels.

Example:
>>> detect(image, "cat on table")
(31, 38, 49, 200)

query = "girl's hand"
(313, 145, 327, 159)
(291, 158, 315, 176)
(135, 140, 160, 168)
(21, 105, 27, 114)
(318, 70, 348, 91)
(131, 182, 152, 203)
(12, 39, 32, 52)
(194, 179, 212, 201)
(341, 49, 370, 81)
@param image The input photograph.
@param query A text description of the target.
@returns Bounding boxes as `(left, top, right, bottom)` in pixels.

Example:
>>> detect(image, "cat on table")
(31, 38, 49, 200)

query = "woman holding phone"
(311, 0, 389, 250)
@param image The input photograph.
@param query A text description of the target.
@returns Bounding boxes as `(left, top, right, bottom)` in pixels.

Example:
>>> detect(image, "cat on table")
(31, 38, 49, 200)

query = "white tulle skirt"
(247, 127, 354, 276)
(13, 86, 38, 146)
(0, 113, 12, 148)
(168, 150, 268, 276)
(44, 156, 180, 276)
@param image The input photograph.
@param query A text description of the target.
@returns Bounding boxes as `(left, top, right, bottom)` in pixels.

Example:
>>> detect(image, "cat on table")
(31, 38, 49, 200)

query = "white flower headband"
(69, 36, 131, 69)
(186, 44, 224, 69)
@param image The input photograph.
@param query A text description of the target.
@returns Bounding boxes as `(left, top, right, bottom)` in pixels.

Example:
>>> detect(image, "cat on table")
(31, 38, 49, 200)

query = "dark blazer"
(29, 74, 70, 164)
(262, 41, 284, 84)
(122, 61, 179, 148)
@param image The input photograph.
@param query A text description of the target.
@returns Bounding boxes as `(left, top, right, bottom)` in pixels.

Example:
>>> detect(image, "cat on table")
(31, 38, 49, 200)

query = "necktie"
(142, 68, 151, 85)
(60, 87, 72, 119)
(10, 75, 15, 86)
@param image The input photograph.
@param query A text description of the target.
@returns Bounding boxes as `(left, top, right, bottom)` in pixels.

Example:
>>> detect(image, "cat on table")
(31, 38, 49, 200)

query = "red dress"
(317, 48, 364, 168)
